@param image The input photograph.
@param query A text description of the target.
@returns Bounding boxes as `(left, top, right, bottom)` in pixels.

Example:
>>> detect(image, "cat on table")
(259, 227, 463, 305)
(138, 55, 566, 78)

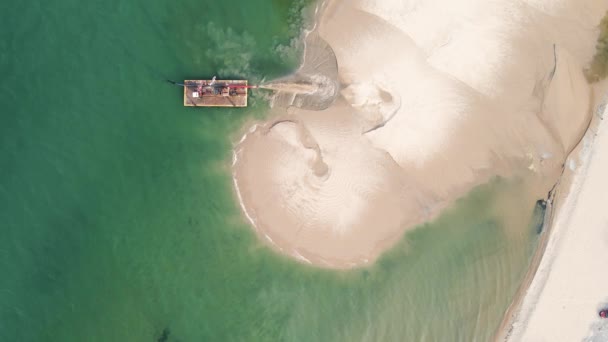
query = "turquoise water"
(0, 1, 540, 341)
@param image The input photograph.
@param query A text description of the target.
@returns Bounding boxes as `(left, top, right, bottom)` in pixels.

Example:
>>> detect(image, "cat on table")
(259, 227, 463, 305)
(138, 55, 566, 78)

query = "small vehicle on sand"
(600, 309, 608, 318)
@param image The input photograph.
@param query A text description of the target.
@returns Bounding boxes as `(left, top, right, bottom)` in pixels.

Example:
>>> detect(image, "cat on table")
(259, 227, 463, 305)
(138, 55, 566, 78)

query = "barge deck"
(183, 79, 249, 107)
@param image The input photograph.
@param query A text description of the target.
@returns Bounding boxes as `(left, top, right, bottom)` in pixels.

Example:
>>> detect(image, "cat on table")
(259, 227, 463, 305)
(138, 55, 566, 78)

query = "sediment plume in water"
(233, 0, 608, 268)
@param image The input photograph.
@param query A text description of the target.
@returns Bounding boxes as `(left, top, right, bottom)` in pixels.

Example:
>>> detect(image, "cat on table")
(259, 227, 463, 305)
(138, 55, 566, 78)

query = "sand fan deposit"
(232, 0, 608, 268)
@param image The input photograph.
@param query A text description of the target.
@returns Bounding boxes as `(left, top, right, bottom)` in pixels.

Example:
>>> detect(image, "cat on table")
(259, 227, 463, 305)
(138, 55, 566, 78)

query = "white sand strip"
(505, 105, 608, 341)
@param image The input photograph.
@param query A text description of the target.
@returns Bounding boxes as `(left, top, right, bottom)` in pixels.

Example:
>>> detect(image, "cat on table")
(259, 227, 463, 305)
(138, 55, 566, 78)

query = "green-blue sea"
(0, 1, 542, 341)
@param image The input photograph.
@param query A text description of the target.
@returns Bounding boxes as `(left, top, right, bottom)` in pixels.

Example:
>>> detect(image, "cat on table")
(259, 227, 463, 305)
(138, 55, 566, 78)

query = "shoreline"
(229, 2, 327, 267)
(496, 83, 608, 341)
(497, 67, 608, 342)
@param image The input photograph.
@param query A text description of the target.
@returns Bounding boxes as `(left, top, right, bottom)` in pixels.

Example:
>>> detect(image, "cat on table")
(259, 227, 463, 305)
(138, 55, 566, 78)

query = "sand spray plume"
(255, 0, 339, 108)
(257, 31, 340, 110)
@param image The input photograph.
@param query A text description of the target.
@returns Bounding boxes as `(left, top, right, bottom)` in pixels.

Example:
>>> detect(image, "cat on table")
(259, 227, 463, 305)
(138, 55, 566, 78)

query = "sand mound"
(233, 105, 425, 266)
(232, 0, 607, 268)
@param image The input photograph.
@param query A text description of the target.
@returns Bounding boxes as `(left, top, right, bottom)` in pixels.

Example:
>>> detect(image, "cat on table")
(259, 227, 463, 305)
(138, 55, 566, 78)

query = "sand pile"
(233, 0, 608, 268)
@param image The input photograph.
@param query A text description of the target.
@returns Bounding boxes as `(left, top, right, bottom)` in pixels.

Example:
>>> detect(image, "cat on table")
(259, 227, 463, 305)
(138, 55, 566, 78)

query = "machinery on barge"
(180, 77, 258, 107)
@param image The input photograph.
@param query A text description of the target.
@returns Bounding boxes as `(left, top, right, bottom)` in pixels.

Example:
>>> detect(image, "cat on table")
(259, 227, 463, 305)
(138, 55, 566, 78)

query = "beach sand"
(499, 87, 608, 341)
(233, 0, 608, 268)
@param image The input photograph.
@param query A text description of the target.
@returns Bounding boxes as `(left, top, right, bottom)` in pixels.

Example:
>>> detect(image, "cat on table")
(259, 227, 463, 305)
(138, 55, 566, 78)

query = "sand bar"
(233, 0, 608, 267)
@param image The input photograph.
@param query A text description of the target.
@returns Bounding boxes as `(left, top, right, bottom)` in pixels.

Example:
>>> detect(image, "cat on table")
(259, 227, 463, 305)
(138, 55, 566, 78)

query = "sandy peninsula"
(233, 0, 607, 268)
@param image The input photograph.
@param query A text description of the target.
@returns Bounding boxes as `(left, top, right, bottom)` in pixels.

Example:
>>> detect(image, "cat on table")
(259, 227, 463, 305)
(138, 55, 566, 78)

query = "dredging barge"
(182, 77, 257, 107)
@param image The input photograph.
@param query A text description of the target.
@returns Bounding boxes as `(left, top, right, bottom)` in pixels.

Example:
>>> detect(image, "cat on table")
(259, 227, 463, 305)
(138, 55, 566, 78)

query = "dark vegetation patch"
(585, 12, 608, 82)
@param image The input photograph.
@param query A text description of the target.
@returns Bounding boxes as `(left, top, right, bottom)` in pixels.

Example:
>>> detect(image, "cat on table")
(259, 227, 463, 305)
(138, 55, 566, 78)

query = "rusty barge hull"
(183, 80, 248, 107)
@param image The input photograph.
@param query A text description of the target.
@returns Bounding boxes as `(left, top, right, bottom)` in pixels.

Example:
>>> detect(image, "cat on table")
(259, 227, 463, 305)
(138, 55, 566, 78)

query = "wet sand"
(233, 0, 607, 268)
